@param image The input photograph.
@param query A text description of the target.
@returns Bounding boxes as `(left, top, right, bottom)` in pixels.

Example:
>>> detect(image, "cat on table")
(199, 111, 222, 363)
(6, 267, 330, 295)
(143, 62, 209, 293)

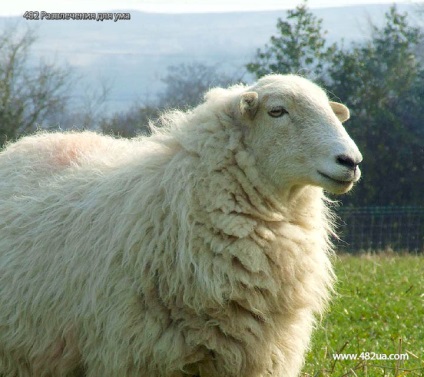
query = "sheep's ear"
(330, 101, 350, 123)
(240, 92, 259, 119)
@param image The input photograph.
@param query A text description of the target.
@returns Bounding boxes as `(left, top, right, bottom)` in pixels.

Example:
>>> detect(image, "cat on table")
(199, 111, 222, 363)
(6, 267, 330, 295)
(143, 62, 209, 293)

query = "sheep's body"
(0, 75, 362, 377)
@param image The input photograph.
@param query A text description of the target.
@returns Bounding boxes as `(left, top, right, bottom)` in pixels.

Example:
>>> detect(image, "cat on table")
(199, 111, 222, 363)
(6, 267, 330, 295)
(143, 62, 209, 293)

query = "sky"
(0, 0, 418, 16)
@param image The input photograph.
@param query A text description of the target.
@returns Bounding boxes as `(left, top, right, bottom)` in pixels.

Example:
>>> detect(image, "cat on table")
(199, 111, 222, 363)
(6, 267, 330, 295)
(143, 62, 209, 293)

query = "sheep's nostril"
(336, 155, 359, 169)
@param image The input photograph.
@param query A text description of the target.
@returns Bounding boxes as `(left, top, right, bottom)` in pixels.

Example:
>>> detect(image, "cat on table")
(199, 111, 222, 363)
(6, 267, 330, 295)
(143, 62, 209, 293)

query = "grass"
(303, 253, 424, 376)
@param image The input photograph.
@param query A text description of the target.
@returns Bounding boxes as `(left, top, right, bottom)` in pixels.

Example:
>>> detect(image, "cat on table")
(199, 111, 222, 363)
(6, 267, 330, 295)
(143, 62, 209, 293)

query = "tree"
(327, 5, 424, 206)
(101, 62, 240, 137)
(246, 0, 336, 80)
(0, 27, 72, 148)
(100, 104, 159, 138)
(159, 62, 239, 109)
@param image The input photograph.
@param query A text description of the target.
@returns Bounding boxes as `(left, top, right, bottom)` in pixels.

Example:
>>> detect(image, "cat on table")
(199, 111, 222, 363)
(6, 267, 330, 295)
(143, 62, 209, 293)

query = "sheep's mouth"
(318, 171, 353, 186)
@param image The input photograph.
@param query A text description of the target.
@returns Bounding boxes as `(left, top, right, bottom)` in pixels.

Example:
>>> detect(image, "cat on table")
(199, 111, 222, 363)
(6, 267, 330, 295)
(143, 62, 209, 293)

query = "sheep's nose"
(336, 154, 362, 170)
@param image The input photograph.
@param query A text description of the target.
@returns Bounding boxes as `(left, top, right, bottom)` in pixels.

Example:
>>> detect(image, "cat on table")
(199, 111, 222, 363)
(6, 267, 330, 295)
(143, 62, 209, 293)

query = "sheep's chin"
(317, 171, 354, 194)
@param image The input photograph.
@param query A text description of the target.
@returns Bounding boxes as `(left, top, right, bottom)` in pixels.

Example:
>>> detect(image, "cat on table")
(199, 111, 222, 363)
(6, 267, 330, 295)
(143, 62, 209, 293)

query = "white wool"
(0, 74, 361, 377)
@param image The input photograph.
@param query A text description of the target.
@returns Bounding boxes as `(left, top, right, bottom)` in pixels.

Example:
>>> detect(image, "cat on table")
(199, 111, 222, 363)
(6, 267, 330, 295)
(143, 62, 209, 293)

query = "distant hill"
(0, 4, 418, 113)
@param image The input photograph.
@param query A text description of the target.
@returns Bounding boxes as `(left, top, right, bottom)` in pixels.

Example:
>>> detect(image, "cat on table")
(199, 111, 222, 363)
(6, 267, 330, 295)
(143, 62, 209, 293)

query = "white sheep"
(0, 74, 362, 377)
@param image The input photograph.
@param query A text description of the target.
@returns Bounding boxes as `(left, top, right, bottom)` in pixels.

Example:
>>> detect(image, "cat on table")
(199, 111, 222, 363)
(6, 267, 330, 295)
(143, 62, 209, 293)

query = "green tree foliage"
(246, 1, 336, 79)
(0, 27, 71, 148)
(328, 6, 424, 206)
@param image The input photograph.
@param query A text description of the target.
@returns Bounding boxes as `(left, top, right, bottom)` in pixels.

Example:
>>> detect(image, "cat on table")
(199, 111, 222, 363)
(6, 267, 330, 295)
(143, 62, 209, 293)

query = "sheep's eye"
(268, 107, 288, 118)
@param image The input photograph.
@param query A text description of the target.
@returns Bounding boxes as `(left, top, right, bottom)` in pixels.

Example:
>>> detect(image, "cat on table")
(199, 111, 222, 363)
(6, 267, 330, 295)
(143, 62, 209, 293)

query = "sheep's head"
(238, 74, 362, 195)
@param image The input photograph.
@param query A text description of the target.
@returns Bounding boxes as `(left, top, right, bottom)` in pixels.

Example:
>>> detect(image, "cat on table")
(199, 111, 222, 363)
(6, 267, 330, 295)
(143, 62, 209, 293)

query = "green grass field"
(303, 254, 424, 376)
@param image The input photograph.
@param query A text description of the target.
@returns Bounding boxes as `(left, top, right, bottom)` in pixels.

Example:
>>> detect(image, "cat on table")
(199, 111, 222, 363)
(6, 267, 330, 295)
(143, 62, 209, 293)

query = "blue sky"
(0, 0, 417, 16)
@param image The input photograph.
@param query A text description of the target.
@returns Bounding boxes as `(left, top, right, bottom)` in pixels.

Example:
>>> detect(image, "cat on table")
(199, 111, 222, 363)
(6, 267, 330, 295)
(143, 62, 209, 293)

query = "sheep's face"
(240, 75, 362, 195)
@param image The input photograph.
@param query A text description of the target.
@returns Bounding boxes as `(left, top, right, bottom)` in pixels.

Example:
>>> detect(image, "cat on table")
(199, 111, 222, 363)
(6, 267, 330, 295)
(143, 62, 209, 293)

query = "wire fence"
(335, 206, 424, 253)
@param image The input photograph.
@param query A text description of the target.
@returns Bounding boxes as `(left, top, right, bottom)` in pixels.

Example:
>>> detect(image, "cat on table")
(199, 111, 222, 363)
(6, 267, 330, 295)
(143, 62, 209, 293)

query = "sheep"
(0, 74, 362, 377)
